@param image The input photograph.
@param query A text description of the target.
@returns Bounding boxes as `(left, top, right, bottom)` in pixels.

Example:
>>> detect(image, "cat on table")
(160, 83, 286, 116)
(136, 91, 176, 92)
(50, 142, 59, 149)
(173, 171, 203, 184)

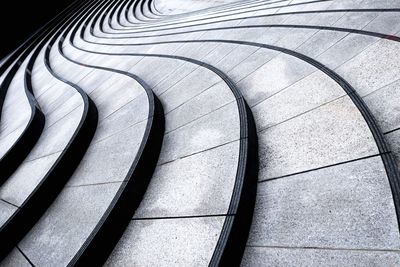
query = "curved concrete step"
(2, 0, 400, 265)
(62, 3, 258, 264)
(0, 0, 92, 187)
(0, 36, 98, 259)
(88, 0, 400, 265)
(4, 14, 165, 264)
(0, 55, 45, 187)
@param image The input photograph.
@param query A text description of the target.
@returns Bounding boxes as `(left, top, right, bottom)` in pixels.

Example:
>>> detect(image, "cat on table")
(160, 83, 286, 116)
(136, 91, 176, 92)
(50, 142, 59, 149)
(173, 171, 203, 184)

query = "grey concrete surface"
(2, 0, 400, 266)
(242, 246, 400, 267)
(106, 216, 226, 266)
(13, 38, 151, 264)
(134, 140, 239, 218)
(248, 156, 400, 250)
(19, 182, 122, 266)
(258, 96, 378, 179)
(0, 152, 62, 207)
(0, 200, 17, 226)
(1, 248, 31, 267)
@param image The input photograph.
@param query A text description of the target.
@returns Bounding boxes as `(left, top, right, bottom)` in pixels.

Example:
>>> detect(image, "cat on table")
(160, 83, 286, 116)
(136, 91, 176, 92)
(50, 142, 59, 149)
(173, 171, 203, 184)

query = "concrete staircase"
(0, 0, 399, 266)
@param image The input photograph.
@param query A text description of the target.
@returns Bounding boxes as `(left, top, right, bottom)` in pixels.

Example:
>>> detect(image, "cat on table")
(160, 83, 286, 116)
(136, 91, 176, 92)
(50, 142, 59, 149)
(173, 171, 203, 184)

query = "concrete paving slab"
(258, 96, 378, 179)
(252, 70, 345, 131)
(248, 156, 400, 249)
(336, 40, 400, 96)
(159, 101, 240, 164)
(19, 182, 122, 266)
(106, 216, 225, 266)
(0, 200, 17, 226)
(236, 52, 315, 106)
(0, 152, 62, 207)
(134, 140, 239, 218)
(0, 248, 31, 267)
(242, 246, 400, 267)
(164, 81, 234, 133)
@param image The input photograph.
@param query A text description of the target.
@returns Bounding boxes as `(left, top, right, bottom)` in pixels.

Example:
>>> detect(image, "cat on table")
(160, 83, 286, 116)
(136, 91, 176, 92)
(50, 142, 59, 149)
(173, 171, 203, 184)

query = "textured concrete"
(159, 101, 240, 163)
(0, 200, 17, 226)
(258, 96, 378, 179)
(106, 216, 225, 266)
(134, 140, 239, 218)
(248, 156, 400, 250)
(0, 152, 62, 207)
(242, 246, 400, 267)
(19, 183, 122, 266)
(1, 248, 31, 267)
(1, 0, 400, 265)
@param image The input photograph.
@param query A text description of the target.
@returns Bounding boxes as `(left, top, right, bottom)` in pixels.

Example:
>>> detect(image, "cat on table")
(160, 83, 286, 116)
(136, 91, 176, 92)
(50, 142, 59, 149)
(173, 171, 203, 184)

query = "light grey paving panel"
(364, 12, 400, 35)
(285, 8, 343, 25)
(242, 246, 400, 267)
(0, 127, 26, 160)
(236, 52, 315, 107)
(44, 92, 83, 128)
(226, 48, 278, 83)
(62, 43, 196, 96)
(127, 56, 185, 88)
(152, 42, 217, 58)
(334, 10, 379, 29)
(326, 0, 364, 9)
(66, 121, 146, 186)
(94, 93, 149, 140)
(31, 49, 58, 93)
(202, 43, 237, 64)
(24, 106, 84, 161)
(212, 45, 259, 78)
(106, 216, 225, 266)
(49, 57, 92, 84)
(0, 201, 17, 226)
(258, 96, 378, 179)
(35, 82, 78, 115)
(165, 81, 235, 133)
(363, 79, 400, 133)
(277, 0, 332, 13)
(248, 156, 400, 249)
(145, 40, 187, 55)
(1, 81, 27, 112)
(19, 183, 122, 266)
(0, 102, 30, 139)
(134, 140, 239, 218)
(160, 67, 222, 113)
(336, 39, 400, 96)
(202, 27, 267, 43)
(159, 101, 240, 164)
(296, 30, 348, 58)
(153, 62, 198, 94)
(360, 0, 400, 9)
(90, 78, 144, 120)
(252, 70, 345, 131)
(0, 152, 62, 207)
(0, 248, 31, 267)
(0, 62, 31, 137)
(156, 0, 240, 15)
(316, 33, 377, 69)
